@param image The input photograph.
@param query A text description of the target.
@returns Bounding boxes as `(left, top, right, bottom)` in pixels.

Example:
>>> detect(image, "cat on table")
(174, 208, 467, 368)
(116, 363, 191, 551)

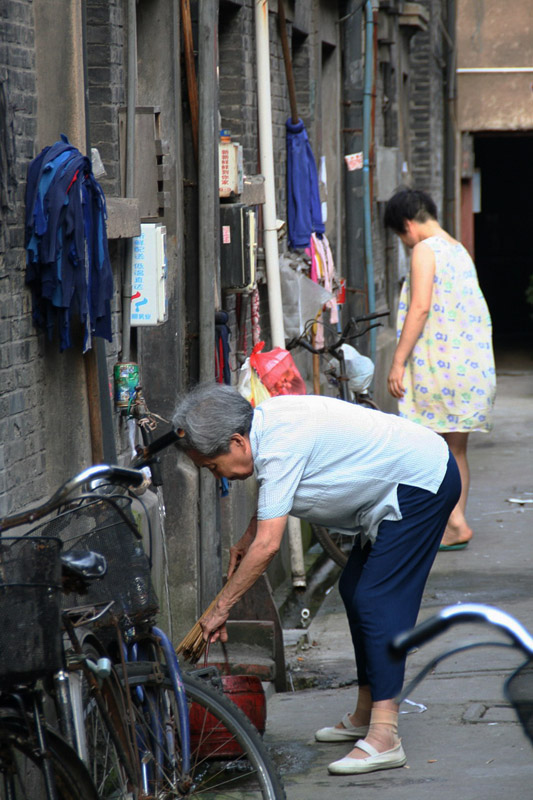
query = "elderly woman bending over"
(173, 382, 460, 776)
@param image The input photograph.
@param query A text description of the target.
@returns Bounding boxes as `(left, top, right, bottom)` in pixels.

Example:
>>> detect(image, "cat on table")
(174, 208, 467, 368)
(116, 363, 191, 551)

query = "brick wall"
(0, 1, 48, 516)
(408, 0, 446, 211)
(219, 4, 257, 174)
(219, 2, 290, 227)
(86, 0, 126, 197)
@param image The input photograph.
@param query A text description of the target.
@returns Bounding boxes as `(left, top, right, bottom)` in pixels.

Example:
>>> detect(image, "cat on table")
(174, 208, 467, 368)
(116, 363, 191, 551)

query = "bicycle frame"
(123, 624, 192, 782)
(391, 602, 533, 742)
(392, 602, 533, 658)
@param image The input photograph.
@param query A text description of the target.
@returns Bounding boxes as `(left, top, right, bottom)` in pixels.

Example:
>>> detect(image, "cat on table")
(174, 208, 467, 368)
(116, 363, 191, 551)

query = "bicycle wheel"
(0, 711, 98, 800)
(311, 523, 351, 568)
(120, 662, 285, 799)
(72, 643, 139, 799)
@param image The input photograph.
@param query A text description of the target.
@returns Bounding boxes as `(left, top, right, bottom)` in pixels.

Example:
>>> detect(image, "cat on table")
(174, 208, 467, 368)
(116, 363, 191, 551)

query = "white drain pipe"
(254, 0, 285, 347)
(255, 1, 305, 588)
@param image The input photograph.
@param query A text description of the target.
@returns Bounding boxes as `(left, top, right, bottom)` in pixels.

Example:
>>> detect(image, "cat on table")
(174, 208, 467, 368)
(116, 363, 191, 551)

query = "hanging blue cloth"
(25, 135, 113, 352)
(215, 310, 231, 386)
(286, 118, 325, 249)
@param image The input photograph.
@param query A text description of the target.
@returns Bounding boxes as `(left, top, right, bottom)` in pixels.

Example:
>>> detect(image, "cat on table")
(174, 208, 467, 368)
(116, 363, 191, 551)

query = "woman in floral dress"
(385, 188, 496, 549)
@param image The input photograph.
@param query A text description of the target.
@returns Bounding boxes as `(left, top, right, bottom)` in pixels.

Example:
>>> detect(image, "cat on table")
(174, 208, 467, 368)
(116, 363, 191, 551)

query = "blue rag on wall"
(286, 118, 325, 249)
(25, 134, 113, 352)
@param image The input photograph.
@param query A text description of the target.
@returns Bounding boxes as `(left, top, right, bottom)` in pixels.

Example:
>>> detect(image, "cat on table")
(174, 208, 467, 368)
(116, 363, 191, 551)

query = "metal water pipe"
(363, 0, 377, 362)
(197, 0, 221, 609)
(121, 0, 138, 364)
(81, 0, 117, 463)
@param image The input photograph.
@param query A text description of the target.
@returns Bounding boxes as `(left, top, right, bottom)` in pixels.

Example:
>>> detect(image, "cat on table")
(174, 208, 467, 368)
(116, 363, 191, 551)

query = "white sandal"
(328, 739, 407, 774)
(315, 712, 370, 742)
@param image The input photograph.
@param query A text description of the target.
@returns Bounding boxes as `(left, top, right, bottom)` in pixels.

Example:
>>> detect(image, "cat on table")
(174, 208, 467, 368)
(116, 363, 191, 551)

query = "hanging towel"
(286, 118, 325, 249)
(25, 135, 113, 352)
(312, 233, 339, 326)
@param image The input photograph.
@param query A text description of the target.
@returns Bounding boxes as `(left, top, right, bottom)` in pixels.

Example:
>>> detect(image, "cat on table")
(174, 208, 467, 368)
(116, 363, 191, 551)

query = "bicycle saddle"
(61, 549, 107, 579)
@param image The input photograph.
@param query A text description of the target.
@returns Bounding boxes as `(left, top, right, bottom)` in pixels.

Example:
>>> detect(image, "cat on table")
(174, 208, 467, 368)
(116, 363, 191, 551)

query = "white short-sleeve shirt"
(249, 394, 449, 545)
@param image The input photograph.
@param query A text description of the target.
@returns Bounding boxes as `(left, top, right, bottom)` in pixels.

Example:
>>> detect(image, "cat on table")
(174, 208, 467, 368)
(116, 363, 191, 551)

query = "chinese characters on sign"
(344, 152, 364, 171)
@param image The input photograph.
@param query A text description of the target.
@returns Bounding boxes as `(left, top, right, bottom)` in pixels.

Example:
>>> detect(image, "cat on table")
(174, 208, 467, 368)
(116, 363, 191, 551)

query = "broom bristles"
(176, 587, 226, 663)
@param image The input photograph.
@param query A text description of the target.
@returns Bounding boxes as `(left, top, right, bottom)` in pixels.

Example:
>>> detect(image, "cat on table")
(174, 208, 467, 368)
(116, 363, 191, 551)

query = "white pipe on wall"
(254, 0, 285, 348)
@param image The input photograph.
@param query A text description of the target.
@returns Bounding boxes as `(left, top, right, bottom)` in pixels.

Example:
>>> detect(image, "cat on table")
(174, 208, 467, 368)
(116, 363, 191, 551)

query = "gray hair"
(172, 383, 254, 456)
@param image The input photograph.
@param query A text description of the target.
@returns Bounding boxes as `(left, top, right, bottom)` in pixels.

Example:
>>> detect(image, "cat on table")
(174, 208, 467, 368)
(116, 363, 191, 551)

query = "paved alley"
(266, 353, 533, 799)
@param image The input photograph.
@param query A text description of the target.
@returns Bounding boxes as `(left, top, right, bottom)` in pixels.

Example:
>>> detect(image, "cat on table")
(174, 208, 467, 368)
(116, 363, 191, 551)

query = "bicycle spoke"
(123, 665, 284, 799)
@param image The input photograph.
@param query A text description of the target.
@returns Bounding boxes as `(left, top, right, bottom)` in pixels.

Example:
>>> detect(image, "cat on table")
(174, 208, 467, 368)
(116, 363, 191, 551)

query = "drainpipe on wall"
(198, 1, 221, 609)
(81, 0, 117, 464)
(255, 1, 305, 589)
(363, 0, 377, 363)
(121, 0, 138, 365)
(444, 0, 458, 235)
(342, 1, 365, 322)
(254, 0, 285, 348)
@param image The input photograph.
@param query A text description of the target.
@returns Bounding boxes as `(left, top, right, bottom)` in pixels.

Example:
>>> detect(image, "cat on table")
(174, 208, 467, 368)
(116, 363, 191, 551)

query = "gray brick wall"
(408, 0, 446, 210)
(86, 0, 126, 196)
(219, 2, 292, 249)
(0, 0, 48, 516)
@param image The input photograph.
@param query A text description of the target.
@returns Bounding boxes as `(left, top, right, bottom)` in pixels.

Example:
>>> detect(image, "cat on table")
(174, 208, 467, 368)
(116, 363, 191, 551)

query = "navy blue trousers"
(338, 452, 461, 701)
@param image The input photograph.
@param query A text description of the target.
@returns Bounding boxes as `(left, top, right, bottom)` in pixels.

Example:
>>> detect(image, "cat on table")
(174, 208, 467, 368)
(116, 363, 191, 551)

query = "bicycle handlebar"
(287, 310, 390, 356)
(390, 603, 533, 658)
(130, 429, 180, 470)
(0, 464, 144, 533)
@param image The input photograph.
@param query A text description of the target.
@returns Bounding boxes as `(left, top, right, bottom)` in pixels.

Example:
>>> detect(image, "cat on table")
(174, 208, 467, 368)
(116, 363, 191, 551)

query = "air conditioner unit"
(220, 204, 257, 292)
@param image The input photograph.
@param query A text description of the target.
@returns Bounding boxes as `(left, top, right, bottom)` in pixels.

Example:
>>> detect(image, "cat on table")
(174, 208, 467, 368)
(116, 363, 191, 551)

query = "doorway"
(473, 135, 533, 356)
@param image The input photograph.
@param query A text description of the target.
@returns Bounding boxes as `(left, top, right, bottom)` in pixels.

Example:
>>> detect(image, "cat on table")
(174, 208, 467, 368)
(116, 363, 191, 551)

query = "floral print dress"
(397, 236, 496, 433)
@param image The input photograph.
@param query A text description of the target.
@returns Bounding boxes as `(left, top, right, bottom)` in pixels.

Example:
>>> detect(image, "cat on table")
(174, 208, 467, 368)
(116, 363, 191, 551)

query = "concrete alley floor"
(265, 349, 533, 799)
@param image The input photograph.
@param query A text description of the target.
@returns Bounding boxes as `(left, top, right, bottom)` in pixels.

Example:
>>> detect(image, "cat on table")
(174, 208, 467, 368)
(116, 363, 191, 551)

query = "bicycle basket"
(0, 536, 63, 683)
(30, 495, 159, 626)
(504, 658, 533, 746)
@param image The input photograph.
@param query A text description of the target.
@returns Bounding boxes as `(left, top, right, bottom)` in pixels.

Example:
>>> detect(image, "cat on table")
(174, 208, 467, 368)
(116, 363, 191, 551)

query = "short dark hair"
(384, 188, 438, 234)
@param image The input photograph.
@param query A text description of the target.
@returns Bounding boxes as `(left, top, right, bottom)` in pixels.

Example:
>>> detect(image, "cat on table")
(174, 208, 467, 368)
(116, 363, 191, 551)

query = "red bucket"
(189, 674, 266, 758)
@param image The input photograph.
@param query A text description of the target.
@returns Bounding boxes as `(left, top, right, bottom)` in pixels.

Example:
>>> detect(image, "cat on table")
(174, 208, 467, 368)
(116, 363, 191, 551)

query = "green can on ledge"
(114, 362, 140, 409)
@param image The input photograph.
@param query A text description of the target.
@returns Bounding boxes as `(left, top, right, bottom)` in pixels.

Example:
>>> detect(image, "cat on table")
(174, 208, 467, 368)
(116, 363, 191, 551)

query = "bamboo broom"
(176, 586, 227, 663)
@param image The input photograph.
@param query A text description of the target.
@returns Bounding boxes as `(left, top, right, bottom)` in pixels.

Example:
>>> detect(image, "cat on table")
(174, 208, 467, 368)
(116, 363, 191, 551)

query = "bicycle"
(0, 464, 147, 799)
(0, 529, 110, 798)
(1, 457, 285, 799)
(390, 603, 533, 751)
(286, 310, 390, 567)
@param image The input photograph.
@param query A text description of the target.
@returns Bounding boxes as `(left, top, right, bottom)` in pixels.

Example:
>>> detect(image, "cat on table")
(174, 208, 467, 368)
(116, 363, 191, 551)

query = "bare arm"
(388, 242, 435, 398)
(227, 513, 258, 579)
(200, 515, 288, 642)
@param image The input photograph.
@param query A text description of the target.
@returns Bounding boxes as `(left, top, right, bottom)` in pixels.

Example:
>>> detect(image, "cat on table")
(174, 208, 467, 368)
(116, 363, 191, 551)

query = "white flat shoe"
(315, 713, 370, 742)
(328, 739, 407, 774)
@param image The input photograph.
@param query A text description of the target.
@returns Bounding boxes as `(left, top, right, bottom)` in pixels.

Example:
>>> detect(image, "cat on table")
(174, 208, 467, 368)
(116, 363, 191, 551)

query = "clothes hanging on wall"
(306, 232, 340, 349)
(215, 310, 231, 385)
(286, 118, 325, 250)
(25, 134, 113, 352)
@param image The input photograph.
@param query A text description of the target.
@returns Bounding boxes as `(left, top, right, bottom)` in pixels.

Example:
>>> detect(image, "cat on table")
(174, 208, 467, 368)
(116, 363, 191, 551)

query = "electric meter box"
(130, 223, 168, 326)
(219, 142, 243, 198)
(220, 204, 257, 291)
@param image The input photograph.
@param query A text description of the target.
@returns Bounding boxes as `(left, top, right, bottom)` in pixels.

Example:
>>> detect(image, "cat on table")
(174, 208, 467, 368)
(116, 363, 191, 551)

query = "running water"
(155, 485, 173, 640)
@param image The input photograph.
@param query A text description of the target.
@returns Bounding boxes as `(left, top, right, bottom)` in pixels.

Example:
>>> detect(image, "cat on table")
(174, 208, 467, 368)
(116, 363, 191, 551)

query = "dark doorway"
(474, 135, 533, 351)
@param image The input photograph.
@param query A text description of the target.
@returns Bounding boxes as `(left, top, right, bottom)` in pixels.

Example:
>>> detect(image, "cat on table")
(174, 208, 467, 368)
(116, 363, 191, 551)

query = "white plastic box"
(130, 223, 168, 326)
